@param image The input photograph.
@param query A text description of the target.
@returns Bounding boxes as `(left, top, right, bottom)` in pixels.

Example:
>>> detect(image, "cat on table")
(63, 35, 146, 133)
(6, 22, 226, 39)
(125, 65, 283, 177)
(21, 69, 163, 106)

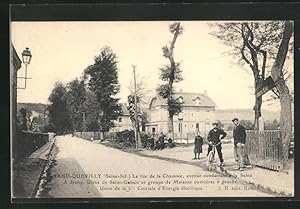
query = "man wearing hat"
(232, 118, 247, 171)
(207, 122, 227, 166)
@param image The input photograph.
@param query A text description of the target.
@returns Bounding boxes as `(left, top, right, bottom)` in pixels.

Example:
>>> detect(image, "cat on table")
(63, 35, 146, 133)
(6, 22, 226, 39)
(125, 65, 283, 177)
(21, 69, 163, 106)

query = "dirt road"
(44, 135, 272, 198)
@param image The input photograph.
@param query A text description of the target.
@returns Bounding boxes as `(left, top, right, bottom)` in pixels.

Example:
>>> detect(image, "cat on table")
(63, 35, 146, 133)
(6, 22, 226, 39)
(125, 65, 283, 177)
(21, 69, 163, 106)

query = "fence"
(173, 133, 197, 144)
(74, 132, 117, 141)
(245, 130, 286, 171)
(16, 131, 55, 159)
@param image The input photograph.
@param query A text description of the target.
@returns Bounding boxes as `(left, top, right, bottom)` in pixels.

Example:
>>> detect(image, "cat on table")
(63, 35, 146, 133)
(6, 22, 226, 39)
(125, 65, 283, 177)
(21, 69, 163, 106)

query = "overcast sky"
(11, 21, 293, 110)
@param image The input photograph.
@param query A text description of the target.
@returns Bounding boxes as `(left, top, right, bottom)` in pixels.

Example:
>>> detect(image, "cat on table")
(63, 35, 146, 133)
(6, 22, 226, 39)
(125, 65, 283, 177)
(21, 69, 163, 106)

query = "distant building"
(146, 91, 216, 139)
(110, 103, 133, 132)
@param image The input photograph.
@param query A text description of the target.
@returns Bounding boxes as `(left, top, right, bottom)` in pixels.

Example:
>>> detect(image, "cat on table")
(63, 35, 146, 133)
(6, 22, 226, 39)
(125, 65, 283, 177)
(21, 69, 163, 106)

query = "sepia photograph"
(10, 20, 294, 199)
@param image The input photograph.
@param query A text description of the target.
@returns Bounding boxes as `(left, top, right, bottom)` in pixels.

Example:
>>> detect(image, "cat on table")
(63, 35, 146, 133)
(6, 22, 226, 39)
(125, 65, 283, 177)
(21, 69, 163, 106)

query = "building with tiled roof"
(146, 90, 216, 139)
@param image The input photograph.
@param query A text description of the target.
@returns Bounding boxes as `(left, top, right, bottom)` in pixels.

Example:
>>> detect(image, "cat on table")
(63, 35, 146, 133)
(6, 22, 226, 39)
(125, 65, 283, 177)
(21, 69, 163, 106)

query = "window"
(119, 117, 122, 122)
(195, 97, 201, 105)
(178, 96, 183, 103)
(196, 123, 199, 129)
(178, 123, 181, 132)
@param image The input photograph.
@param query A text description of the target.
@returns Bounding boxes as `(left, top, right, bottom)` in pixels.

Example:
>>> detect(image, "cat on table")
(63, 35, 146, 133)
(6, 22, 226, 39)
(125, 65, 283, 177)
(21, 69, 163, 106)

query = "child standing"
(193, 128, 203, 160)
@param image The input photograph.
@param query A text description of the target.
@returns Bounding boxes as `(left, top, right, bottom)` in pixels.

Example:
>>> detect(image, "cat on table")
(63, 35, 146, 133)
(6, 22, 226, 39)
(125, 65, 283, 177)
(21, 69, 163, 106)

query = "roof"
(120, 103, 150, 116)
(149, 92, 216, 109)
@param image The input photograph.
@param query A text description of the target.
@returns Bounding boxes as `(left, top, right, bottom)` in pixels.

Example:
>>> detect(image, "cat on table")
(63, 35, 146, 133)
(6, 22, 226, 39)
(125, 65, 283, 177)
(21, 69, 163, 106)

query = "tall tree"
(127, 70, 151, 146)
(83, 90, 102, 131)
(48, 82, 72, 134)
(65, 78, 86, 132)
(157, 22, 184, 138)
(270, 21, 294, 160)
(210, 21, 292, 129)
(85, 47, 122, 133)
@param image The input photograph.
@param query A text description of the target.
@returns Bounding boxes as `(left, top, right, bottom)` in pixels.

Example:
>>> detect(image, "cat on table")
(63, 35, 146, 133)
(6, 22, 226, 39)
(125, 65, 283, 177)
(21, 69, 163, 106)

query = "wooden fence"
(74, 132, 117, 141)
(245, 130, 286, 171)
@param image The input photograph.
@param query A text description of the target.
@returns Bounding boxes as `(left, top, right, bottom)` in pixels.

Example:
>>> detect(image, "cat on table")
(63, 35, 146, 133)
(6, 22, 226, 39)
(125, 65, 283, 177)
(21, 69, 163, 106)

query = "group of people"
(146, 131, 176, 150)
(193, 118, 248, 171)
(146, 117, 248, 171)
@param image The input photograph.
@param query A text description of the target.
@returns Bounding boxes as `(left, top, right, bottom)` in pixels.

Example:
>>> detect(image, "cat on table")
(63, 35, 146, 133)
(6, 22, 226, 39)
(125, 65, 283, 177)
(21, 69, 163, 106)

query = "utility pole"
(132, 65, 140, 150)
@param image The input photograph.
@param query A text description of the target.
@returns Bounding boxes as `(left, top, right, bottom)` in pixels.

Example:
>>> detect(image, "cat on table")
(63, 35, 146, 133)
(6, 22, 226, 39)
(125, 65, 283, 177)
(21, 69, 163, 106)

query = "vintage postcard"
(10, 20, 294, 199)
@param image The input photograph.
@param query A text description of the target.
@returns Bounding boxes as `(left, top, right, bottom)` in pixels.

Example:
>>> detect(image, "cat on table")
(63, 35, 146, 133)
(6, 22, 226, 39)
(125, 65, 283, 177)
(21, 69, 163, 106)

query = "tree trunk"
(270, 21, 293, 165)
(253, 95, 262, 130)
(168, 114, 174, 139)
(165, 23, 181, 141)
(136, 121, 142, 149)
(253, 71, 263, 130)
(277, 79, 292, 161)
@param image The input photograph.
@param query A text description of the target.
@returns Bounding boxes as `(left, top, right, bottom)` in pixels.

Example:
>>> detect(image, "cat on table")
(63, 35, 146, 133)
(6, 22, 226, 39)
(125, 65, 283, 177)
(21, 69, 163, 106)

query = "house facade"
(146, 91, 216, 139)
(110, 103, 133, 132)
(11, 44, 22, 159)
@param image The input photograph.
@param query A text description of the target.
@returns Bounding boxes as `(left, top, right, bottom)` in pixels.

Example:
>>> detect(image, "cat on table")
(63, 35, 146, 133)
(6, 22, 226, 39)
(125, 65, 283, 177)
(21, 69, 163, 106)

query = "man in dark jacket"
(156, 132, 165, 150)
(232, 118, 246, 171)
(207, 122, 227, 166)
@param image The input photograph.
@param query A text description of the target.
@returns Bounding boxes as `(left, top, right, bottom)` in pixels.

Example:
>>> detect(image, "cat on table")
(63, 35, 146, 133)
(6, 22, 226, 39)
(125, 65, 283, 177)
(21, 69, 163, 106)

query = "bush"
(240, 120, 254, 130)
(116, 130, 135, 146)
(140, 131, 151, 148)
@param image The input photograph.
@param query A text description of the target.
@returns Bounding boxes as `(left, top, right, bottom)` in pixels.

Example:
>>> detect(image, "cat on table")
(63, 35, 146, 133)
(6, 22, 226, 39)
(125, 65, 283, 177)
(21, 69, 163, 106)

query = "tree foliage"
(65, 78, 86, 131)
(210, 21, 292, 129)
(17, 108, 28, 131)
(85, 47, 122, 131)
(239, 120, 254, 130)
(82, 90, 102, 131)
(47, 82, 72, 134)
(264, 119, 280, 130)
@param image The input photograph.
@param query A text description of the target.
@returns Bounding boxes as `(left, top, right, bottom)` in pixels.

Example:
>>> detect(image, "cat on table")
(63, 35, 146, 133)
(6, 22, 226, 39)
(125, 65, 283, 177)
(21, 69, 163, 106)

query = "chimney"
(179, 89, 183, 93)
(203, 90, 207, 96)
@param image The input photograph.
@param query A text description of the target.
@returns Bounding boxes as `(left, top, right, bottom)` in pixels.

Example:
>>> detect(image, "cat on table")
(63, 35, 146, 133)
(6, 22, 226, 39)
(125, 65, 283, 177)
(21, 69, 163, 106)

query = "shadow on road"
(41, 156, 101, 198)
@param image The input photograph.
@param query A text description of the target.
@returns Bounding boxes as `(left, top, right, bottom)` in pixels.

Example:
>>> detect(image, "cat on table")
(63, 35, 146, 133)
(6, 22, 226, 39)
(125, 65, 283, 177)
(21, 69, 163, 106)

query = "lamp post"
(18, 47, 32, 89)
(178, 112, 183, 144)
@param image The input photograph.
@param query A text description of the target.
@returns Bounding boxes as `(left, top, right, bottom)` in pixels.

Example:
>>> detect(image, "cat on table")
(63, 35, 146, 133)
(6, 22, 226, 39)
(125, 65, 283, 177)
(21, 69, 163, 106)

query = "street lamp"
(18, 47, 32, 89)
(178, 112, 183, 144)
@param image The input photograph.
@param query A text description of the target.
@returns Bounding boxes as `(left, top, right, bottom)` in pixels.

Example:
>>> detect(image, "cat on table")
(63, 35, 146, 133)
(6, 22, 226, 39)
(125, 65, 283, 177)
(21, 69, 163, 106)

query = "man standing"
(207, 122, 227, 166)
(232, 118, 246, 171)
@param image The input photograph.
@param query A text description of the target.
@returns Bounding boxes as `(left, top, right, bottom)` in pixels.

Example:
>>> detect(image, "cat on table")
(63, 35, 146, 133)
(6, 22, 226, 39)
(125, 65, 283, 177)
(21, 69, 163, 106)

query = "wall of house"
(11, 45, 22, 159)
(147, 106, 215, 138)
(110, 115, 133, 132)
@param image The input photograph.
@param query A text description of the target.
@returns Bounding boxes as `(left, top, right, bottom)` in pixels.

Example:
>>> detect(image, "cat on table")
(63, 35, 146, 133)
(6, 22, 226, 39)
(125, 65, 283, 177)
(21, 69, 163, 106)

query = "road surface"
(44, 135, 272, 198)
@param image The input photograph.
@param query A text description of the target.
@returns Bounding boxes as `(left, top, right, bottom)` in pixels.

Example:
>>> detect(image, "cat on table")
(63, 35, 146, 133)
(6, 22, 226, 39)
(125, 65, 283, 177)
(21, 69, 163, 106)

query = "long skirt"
(194, 146, 202, 154)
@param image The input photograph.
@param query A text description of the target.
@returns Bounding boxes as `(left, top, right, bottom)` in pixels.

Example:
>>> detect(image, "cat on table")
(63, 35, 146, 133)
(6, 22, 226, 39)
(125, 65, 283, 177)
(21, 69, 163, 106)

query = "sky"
(11, 21, 293, 110)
